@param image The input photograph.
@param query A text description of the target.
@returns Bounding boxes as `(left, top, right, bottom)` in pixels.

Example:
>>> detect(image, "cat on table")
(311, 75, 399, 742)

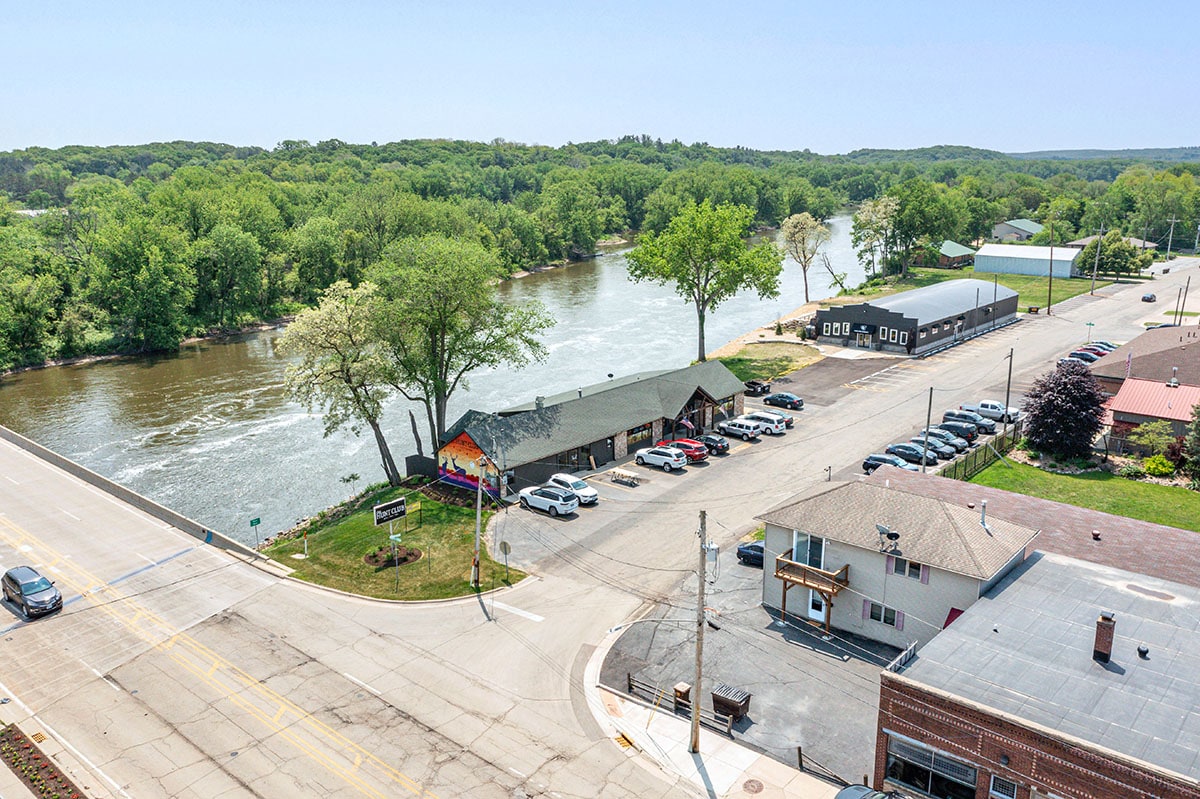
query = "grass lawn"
(969, 460, 1200, 533)
(1165, 311, 1200, 317)
(717, 342, 821, 381)
(843, 266, 1109, 311)
(263, 482, 524, 600)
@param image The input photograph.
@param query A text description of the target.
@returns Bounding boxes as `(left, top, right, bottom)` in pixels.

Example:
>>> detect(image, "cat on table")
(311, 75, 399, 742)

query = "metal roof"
(939, 240, 975, 258)
(1003, 218, 1044, 235)
(974, 243, 1081, 263)
(756, 480, 1038, 581)
(864, 466, 1200, 588)
(865, 278, 1018, 325)
(898, 551, 1200, 781)
(1109, 378, 1200, 422)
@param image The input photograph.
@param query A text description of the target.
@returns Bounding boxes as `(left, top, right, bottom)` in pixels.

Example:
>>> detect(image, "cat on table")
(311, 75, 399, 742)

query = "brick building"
(875, 552, 1200, 799)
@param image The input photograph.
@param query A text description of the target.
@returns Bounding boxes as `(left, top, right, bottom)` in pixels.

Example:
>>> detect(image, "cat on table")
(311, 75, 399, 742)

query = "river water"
(0, 216, 865, 544)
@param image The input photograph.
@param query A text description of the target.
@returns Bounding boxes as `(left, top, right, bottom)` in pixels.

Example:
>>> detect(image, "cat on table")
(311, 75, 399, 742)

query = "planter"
(0, 724, 88, 798)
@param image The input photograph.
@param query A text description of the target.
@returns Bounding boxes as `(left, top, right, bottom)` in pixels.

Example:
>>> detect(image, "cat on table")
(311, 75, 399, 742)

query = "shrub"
(1143, 454, 1175, 477)
(1117, 463, 1146, 479)
(774, 321, 783, 335)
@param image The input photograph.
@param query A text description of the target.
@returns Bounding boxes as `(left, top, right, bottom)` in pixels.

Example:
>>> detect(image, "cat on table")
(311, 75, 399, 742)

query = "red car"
(655, 438, 709, 462)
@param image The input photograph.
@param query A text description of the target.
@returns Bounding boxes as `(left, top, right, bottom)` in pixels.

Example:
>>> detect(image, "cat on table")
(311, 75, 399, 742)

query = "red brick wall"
(875, 674, 1200, 799)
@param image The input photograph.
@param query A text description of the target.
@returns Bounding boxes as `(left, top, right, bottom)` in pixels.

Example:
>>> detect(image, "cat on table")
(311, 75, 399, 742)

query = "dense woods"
(2, 136, 1199, 370)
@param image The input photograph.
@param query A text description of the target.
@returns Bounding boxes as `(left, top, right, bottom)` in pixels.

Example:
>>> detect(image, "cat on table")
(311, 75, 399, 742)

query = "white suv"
(546, 473, 599, 505)
(739, 411, 787, 435)
(716, 418, 762, 441)
(634, 447, 688, 471)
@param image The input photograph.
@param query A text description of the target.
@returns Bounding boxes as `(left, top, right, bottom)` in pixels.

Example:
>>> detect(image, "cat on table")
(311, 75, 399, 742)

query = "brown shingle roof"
(863, 466, 1200, 587)
(1090, 327, 1200, 387)
(756, 480, 1038, 580)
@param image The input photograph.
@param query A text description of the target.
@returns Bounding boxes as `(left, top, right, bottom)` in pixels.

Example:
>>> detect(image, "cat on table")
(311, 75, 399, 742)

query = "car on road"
(942, 408, 996, 434)
(1068, 350, 1101, 363)
(2, 565, 63, 618)
(696, 433, 730, 455)
(886, 442, 938, 466)
(739, 411, 789, 435)
(716, 418, 762, 441)
(1142, 293, 1157, 302)
(910, 435, 956, 460)
(743, 379, 771, 396)
(918, 427, 968, 452)
(763, 392, 804, 410)
(736, 541, 765, 567)
(833, 786, 899, 799)
(634, 446, 689, 471)
(546, 473, 599, 505)
(655, 438, 709, 462)
(518, 485, 579, 516)
(935, 420, 978, 442)
(862, 453, 920, 474)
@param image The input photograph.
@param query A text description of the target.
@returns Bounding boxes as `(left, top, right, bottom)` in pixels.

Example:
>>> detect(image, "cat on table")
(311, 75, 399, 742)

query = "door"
(856, 332, 871, 348)
(792, 531, 827, 621)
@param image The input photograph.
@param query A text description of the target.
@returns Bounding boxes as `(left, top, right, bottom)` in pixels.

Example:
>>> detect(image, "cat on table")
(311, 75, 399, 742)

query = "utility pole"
(1046, 212, 1055, 315)
(1193, 223, 1199, 255)
(471, 451, 489, 590)
(690, 510, 708, 754)
(1089, 224, 1105, 295)
(1003, 348, 1014, 438)
(921, 387, 933, 474)
(1174, 287, 1184, 327)
(1165, 217, 1180, 261)
(1181, 276, 1191, 326)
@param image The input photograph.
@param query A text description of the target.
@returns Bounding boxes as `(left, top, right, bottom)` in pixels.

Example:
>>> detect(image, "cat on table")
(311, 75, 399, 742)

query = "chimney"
(980, 499, 987, 525)
(1093, 611, 1116, 663)
(535, 396, 545, 411)
(577, 387, 583, 398)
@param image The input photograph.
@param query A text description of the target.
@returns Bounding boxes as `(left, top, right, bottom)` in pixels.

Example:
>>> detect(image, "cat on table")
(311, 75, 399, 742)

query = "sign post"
(374, 497, 409, 593)
(499, 540, 511, 582)
(250, 517, 261, 548)
(1085, 321, 1095, 343)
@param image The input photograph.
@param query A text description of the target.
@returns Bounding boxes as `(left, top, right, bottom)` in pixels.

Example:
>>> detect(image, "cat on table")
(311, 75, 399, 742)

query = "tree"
(1126, 419, 1174, 455)
(626, 201, 783, 362)
(1022, 360, 1105, 458)
(1076, 230, 1153, 277)
(368, 235, 554, 448)
(277, 281, 402, 486)
(781, 212, 831, 303)
(191, 223, 262, 328)
(851, 196, 898, 279)
(1182, 404, 1200, 478)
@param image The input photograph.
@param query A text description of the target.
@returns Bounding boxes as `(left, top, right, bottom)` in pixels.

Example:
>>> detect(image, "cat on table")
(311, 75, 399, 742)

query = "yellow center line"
(0, 517, 438, 798)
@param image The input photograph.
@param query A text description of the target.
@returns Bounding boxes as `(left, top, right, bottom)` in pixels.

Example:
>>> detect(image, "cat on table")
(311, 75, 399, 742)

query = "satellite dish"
(886, 531, 901, 541)
(876, 524, 891, 535)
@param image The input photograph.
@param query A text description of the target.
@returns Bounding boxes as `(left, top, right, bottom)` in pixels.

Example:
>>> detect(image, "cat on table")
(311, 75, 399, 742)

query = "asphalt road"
(0, 260, 1194, 799)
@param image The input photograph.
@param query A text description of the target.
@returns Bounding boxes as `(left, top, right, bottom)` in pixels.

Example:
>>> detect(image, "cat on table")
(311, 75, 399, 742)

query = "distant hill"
(840, 145, 1009, 163)
(1009, 147, 1200, 162)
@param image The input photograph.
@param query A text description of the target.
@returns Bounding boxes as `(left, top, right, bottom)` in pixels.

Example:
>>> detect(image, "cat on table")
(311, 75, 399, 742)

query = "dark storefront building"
(813, 279, 1018, 356)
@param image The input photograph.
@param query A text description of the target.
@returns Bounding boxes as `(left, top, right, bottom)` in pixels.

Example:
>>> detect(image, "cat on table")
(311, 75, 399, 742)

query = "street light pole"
(1090, 224, 1105, 295)
(471, 452, 488, 590)
(1046, 213, 1055, 315)
(690, 509, 708, 754)
(1003, 348, 1014, 438)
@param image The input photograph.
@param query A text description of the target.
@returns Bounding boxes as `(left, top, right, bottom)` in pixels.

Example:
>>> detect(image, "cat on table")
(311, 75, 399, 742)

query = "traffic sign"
(250, 517, 261, 527)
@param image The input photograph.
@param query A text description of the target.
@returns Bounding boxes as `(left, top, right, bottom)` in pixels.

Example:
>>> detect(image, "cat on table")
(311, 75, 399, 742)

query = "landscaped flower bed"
(0, 724, 87, 798)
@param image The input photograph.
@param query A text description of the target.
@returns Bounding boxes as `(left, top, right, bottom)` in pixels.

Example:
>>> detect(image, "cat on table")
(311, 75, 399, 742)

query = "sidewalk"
(584, 632, 848, 799)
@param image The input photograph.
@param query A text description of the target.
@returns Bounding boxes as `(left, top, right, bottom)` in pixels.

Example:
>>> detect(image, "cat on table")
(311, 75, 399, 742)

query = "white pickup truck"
(959, 400, 1021, 423)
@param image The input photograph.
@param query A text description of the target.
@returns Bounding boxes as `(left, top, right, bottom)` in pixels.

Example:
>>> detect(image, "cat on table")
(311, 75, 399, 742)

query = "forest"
(1, 135, 1198, 371)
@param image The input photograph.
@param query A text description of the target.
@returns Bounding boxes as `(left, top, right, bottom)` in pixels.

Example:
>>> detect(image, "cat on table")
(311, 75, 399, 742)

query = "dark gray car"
(2, 565, 63, 618)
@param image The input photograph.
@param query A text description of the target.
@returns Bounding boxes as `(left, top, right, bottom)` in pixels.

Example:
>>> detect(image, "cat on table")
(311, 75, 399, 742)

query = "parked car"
(2, 566, 63, 618)
(834, 786, 898, 799)
(655, 438, 709, 462)
(935, 421, 978, 442)
(763, 392, 804, 410)
(886, 442, 937, 466)
(634, 446, 689, 471)
(1077, 346, 1109, 357)
(960, 400, 1021, 423)
(862, 453, 920, 474)
(1067, 350, 1101, 363)
(1086, 341, 1117, 352)
(716, 418, 762, 441)
(918, 427, 968, 452)
(743, 379, 771, 396)
(1142, 293, 1157, 302)
(942, 408, 996, 434)
(739, 411, 788, 435)
(545, 473, 599, 505)
(1092, 340, 1119, 350)
(736, 541, 765, 567)
(518, 485, 579, 516)
(1058, 356, 1087, 367)
(910, 435, 956, 460)
(1148, 323, 1179, 329)
(696, 433, 730, 455)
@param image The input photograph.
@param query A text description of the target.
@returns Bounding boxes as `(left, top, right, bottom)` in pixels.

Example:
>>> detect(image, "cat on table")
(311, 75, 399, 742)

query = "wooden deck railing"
(774, 550, 849, 595)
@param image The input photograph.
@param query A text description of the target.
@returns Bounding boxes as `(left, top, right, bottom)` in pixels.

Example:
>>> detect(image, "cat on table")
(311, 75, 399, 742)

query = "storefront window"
(627, 423, 652, 447)
(886, 737, 977, 799)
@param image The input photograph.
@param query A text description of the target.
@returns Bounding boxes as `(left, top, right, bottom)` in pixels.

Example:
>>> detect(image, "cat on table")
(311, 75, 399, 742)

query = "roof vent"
(1091, 530, 1101, 541)
(1137, 644, 1150, 659)
(535, 396, 545, 410)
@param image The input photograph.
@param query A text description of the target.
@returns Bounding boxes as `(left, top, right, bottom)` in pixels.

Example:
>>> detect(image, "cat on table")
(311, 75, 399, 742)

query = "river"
(0, 216, 866, 544)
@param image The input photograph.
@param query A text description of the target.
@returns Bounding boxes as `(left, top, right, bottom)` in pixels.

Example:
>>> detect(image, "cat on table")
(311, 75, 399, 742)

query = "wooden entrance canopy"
(774, 549, 849, 633)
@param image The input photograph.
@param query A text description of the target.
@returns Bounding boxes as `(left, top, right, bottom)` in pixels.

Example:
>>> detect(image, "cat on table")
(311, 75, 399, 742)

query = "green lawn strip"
(847, 267, 1108, 311)
(264, 484, 524, 600)
(1165, 311, 1200, 317)
(717, 342, 821, 381)
(969, 460, 1200, 533)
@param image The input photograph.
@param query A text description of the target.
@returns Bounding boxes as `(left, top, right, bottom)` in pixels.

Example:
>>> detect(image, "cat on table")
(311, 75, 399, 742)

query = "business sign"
(850, 323, 877, 334)
(373, 497, 407, 526)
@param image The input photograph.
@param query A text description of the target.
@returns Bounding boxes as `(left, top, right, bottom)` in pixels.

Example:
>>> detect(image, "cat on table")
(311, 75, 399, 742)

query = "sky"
(4, 0, 1197, 155)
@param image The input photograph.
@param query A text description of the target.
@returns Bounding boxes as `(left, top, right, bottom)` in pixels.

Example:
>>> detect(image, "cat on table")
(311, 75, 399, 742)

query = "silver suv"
(716, 418, 762, 441)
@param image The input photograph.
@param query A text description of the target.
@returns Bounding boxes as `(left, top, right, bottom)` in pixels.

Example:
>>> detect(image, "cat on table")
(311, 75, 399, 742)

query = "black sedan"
(763, 392, 804, 410)
(886, 442, 938, 466)
(911, 436, 956, 460)
(862, 453, 919, 474)
(696, 433, 730, 454)
(736, 541, 764, 567)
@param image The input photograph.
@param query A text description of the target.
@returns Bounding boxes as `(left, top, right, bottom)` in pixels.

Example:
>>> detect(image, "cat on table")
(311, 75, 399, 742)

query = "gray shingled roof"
(501, 360, 743, 414)
(442, 361, 745, 467)
(898, 551, 1200, 781)
(866, 279, 1018, 327)
(1090, 326, 1200, 386)
(864, 466, 1200, 588)
(756, 480, 1038, 581)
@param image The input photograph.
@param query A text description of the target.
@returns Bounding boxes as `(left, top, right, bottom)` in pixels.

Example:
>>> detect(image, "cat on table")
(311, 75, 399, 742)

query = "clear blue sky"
(5, 0, 1196, 155)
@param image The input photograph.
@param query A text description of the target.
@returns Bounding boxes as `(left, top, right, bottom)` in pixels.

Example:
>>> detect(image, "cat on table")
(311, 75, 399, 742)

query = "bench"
(609, 468, 640, 487)
(711, 682, 752, 721)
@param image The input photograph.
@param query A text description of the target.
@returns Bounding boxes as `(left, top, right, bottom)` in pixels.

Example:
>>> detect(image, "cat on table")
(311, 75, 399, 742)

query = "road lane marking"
(3, 475, 18, 484)
(35, 717, 132, 799)
(343, 673, 382, 696)
(491, 602, 544, 622)
(0, 516, 439, 799)
(59, 508, 81, 521)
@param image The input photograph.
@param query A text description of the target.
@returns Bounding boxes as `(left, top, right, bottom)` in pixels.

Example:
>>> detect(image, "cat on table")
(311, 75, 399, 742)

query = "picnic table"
(609, 468, 640, 487)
